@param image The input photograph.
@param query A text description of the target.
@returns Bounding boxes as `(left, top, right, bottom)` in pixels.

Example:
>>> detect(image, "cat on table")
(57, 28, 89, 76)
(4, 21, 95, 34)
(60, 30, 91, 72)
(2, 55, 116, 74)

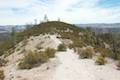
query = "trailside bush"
(110, 48, 120, 60)
(45, 48, 56, 58)
(18, 48, 56, 69)
(0, 41, 14, 56)
(72, 40, 85, 48)
(78, 47, 94, 59)
(116, 60, 120, 70)
(18, 61, 33, 69)
(68, 44, 75, 49)
(0, 58, 7, 67)
(0, 70, 4, 80)
(18, 52, 39, 69)
(25, 51, 42, 65)
(18, 51, 49, 69)
(95, 56, 107, 65)
(57, 44, 66, 51)
(95, 48, 110, 58)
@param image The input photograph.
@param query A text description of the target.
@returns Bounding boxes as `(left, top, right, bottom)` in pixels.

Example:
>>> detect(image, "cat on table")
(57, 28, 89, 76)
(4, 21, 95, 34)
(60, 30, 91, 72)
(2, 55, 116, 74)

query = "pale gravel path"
(3, 48, 120, 80)
(52, 49, 96, 80)
(52, 49, 120, 80)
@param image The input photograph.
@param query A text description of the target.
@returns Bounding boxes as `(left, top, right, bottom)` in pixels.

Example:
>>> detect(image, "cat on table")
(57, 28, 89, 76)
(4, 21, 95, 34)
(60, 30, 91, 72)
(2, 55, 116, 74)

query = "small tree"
(44, 14, 48, 22)
(58, 18, 60, 22)
(11, 27, 17, 48)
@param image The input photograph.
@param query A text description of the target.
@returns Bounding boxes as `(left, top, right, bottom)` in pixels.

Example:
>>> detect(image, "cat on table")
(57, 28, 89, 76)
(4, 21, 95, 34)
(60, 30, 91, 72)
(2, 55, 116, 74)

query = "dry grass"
(0, 70, 4, 80)
(78, 47, 94, 59)
(18, 48, 56, 69)
(95, 56, 107, 65)
(116, 60, 120, 70)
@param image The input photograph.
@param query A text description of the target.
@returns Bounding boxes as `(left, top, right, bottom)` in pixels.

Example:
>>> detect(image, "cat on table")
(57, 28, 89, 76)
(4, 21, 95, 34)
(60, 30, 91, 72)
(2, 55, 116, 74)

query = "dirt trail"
(52, 49, 96, 80)
(3, 48, 120, 80)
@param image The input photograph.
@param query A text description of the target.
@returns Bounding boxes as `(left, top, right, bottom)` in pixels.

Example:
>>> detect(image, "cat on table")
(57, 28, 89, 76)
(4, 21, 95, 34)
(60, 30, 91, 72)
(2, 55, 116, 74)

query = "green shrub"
(116, 60, 120, 70)
(68, 44, 75, 49)
(18, 48, 56, 69)
(16, 48, 20, 51)
(95, 48, 110, 58)
(38, 52, 49, 62)
(110, 48, 120, 60)
(0, 70, 4, 80)
(57, 44, 66, 51)
(95, 56, 107, 65)
(0, 58, 7, 66)
(36, 45, 43, 50)
(45, 48, 56, 58)
(78, 47, 94, 59)
(18, 51, 48, 69)
(73, 47, 80, 53)
(25, 51, 40, 64)
(72, 40, 85, 48)
(18, 61, 33, 69)
(0, 41, 15, 56)
(22, 39, 28, 47)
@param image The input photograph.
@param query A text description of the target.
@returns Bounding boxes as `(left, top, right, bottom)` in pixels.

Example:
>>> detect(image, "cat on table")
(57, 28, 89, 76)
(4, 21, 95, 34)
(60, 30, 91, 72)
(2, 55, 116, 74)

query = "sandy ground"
(4, 49, 120, 80)
(52, 49, 96, 80)
(4, 57, 59, 80)
(52, 49, 120, 80)
(25, 34, 62, 51)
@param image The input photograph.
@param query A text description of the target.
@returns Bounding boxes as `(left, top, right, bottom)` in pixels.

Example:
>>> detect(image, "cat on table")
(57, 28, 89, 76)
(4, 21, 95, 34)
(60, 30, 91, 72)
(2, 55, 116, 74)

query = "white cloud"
(0, 0, 120, 25)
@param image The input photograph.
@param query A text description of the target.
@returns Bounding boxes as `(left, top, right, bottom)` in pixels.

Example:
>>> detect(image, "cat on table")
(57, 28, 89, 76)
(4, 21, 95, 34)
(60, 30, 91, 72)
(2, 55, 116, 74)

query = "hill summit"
(17, 21, 98, 48)
(0, 21, 98, 56)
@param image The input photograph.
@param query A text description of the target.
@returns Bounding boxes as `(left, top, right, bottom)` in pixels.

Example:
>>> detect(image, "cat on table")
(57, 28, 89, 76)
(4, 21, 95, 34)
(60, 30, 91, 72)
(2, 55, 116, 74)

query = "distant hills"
(0, 25, 27, 33)
(76, 23, 120, 28)
(0, 25, 27, 42)
(0, 23, 120, 34)
(76, 23, 120, 34)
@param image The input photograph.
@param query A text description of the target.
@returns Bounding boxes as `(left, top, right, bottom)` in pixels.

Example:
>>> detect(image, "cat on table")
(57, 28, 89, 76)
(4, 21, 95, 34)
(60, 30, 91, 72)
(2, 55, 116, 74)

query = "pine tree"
(11, 27, 16, 48)
(44, 14, 48, 22)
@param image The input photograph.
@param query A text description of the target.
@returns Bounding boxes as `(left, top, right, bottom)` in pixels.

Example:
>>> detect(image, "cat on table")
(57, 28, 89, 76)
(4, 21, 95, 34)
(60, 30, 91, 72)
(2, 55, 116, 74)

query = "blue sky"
(0, 0, 120, 25)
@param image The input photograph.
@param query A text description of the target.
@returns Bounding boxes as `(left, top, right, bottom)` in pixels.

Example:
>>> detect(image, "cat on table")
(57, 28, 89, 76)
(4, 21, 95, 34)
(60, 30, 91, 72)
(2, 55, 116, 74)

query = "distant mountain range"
(0, 25, 27, 33)
(76, 23, 120, 28)
(0, 23, 120, 34)
(76, 23, 120, 34)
